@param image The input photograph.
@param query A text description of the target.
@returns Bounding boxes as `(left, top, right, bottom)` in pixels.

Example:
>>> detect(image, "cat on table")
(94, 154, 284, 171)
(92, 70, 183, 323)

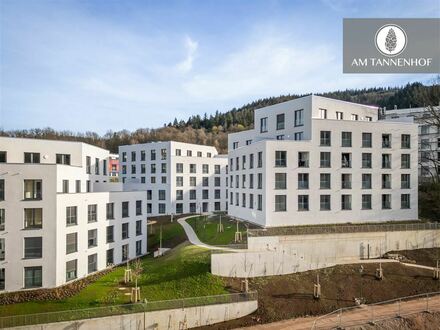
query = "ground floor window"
(66, 259, 77, 281)
(190, 203, 196, 213)
(122, 244, 129, 261)
(275, 195, 286, 212)
(401, 194, 410, 209)
(88, 254, 97, 274)
(214, 202, 221, 211)
(158, 203, 166, 214)
(136, 240, 142, 256)
(106, 249, 114, 265)
(0, 268, 5, 290)
(176, 203, 183, 214)
(24, 266, 42, 288)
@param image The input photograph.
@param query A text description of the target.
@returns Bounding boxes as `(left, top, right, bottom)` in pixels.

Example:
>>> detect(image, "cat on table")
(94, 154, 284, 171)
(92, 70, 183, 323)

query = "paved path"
(177, 215, 238, 252)
(236, 294, 440, 329)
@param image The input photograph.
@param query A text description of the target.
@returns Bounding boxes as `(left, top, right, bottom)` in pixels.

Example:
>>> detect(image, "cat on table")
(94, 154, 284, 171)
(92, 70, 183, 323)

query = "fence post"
(370, 305, 374, 324)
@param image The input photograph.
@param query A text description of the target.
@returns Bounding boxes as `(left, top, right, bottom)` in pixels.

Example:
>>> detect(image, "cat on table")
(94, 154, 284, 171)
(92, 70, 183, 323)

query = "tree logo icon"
(375, 24, 407, 57)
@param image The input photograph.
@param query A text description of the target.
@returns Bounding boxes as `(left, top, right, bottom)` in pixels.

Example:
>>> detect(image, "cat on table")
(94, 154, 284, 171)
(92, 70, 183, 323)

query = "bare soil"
(348, 311, 440, 330)
(197, 248, 440, 329)
(387, 248, 440, 268)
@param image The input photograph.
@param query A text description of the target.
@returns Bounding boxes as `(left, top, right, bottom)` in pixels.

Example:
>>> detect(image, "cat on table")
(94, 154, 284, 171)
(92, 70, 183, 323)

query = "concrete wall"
(9, 300, 258, 330)
(212, 229, 440, 278)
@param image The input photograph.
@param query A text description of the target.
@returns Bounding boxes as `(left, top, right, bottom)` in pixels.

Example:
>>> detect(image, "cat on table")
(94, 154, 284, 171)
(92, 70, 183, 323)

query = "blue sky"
(1, 0, 439, 133)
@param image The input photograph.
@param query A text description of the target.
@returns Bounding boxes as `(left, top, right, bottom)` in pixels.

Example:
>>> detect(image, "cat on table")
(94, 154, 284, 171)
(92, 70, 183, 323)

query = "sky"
(1, 0, 439, 133)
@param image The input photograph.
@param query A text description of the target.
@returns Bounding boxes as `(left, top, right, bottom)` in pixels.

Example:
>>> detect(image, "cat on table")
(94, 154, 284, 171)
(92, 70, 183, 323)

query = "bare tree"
(420, 105, 440, 183)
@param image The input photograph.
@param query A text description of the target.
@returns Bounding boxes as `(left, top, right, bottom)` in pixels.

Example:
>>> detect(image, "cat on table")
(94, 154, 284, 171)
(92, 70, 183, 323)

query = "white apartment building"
(119, 141, 228, 217)
(0, 137, 147, 292)
(227, 95, 419, 227)
(383, 106, 440, 180)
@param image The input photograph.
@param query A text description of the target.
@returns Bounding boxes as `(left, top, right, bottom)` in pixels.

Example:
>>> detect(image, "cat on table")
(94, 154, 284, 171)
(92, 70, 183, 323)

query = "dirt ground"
(387, 248, 440, 268)
(348, 311, 440, 330)
(196, 248, 440, 329)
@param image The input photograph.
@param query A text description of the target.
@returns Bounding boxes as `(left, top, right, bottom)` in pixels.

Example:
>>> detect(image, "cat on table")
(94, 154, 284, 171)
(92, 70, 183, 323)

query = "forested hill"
(2, 82, 439, 154)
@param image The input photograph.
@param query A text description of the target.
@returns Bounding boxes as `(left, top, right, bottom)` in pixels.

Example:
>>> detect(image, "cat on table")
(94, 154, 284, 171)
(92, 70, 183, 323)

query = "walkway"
(237, 294, 440, 329)
(177, 215, 238, 252)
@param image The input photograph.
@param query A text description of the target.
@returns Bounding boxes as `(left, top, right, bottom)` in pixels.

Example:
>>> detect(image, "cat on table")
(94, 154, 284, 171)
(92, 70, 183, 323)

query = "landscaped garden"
(0, 243, 228, 317)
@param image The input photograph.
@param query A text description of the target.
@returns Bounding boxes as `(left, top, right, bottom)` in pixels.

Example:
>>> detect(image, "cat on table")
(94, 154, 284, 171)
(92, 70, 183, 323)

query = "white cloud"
(177, 35, 198, 73)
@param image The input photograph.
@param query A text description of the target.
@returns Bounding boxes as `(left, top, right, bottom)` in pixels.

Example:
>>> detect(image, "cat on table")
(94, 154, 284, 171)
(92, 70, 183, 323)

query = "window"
(24, 266, 42, 288)
(121, 152, 127, 162)
(150, 149, 156, 161)
(320, 173, 331, 189)
(320, 131, 331, 146)
(197, 151, 202, 157)
(341, 152, 351, 168)
(24, 180, 42, 200)
(260, 117, 268, 133)
(249, 174, 254, 188)
(66, 260, 77, 281)
(294, 109, 304, 127)
(24, 152, 40, 164)
(341, 174, 352, 189)
(362, 153, 372, 168)
(95, 158, 100, 175)
(362, 133, 372, 148)
(161, 148, 167, 160)
(401, 134, 411, 149)
(382, 194, 391, 209)
(214, 165, 221, 174)
(66, 233, 77, 254)
(341, 195, 351, 210)
(401, 194, 410, 209)
(203, 189, 209, 199)
(242, 155, 246, 169)
(56, 154, 71, 165)
(122, 201, 129, 218)
(249, 154, 254, 169)
(276, 135, 284, 140)
(258, 152, 263, 167)
(275, 195, 286, 212)
(0, 151, 6, 163)
(176, 190, 183, 200)
(161, 163, 167, 173)
(401, 154, 410, 169)
(122, 223, 129, 239)
(86, 156, 92, 174)
(236, 157, 239, 170)
(341, 132, 352, 147)
(106, 249, 114, 265)
(382, 134, 391, 148)
(319, 108, 327, 119)
(382, 174, 391, 189)
(246, 139, 252, 145)
(421, 139, 430, 149)
(320, 152, 331, 168)
(88, 229, 97, 247)
(190, 190, 196, 200)
(362, 174, 372, 189)
(161, 176, 167, 184)
(421, 125, 429, 135)
(131, 165, 136, 174)
(382, 154, 391, 168)
(158, 190, 166, 200)
(275, 151, 287, 167)
(88, 204, 97, 223)
(136, 240, 142, 256)
(75, 180, 81, 193)
(189, 164, 196, 173)
(0, 209, 4, 231)
(122, 244, 129, 261)
(276, 113, 285, 130)
(187, 150, 192, 157)
(242, 193, 246, 207)
(401, 174, 410, 189)
(362, 194, 372, 210)
(24, 237, 42, 258)
(0, 239, 3, 261)
(298, 152, 309, 167)
(66, 206, 77, 226)
(135, 200, 142, 215)
(215, 177, 220, 187)
(136, 220, 142, 236)
(298, 195, 309, 211)
(336, 111, 343, 120)
(106, 226, 114, 243)
(257, 173, 263, 189)
(106, 203, 114, 220)
(235, 175, 239, 188)
(320, 195, 331, 210)
(202, 164, 209, 174)
(150, 164, 156, 174)
(298, 173, 309, 189)
(140, 164, 146, 174)
(294, 132, 304, 141)
(257, 195, 263, 211)
(159, 203, 166, 214)
(175, 149, 181, 156)
(147, 203, 152, 214)
(122, 165, 127, 175)
(275, 173, 286, 189)
(351, 114, 359, 121)
(190, 203, 196, 213)
(24, 208, 42, 229)
(190, 177, 196, 186)
(88, 254, 97, 273)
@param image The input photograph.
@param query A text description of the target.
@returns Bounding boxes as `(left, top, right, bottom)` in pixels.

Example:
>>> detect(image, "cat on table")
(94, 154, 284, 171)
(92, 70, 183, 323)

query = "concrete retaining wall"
(9, 300, 258, 330)
(212, 229, 440, 277)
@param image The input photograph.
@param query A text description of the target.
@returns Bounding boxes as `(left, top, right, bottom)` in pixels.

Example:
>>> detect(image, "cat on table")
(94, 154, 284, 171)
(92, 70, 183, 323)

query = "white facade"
(383, 106, 440, 180)
(227, 95, 419, 227)
(0, 137, 147, 292)
(119, 141, 228, 217)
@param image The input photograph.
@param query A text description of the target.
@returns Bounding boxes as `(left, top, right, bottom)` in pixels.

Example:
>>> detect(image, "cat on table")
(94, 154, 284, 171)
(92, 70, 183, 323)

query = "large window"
(298, 152, 309, 167)
(362, 133, 372, 148)
(341, 174, 352, 189)
(56, 154, 71, 165)
(401, 174, 411, 189)
(320, 152, 331, 168)
(341, 132, 352, 147)
(362, 194, 372, 210)
(401, 134, 411, 149)
(401, 154, 410, 169)
(275, 151, 287, 167)
(275, 173, 286, 190)
(66, 260, 77, 281)
(275, 195, 286, 212)
(24, 180, 42, 200)
(24, 152, 40, 164)
(24, 237, 42, 259)
(88, 229, 97, 247)
(176, 163, 183, 173)
(66, 233, 77, 254)
(382, 174, 391, 189)
(276, 113, 285, 130)
(66, 206, 77, 226)
(88, 204, 97, 223)
(24, 208, 42, 229)
(260, 117, 268, 133)
(190, 176, 196, 186)
(159, 190, 166, 200)
(122, 201, 129, 218)
(294, 109, 304, 127)
(341, 195, 352, 210)
(298, 173, 309, 189)
(122, 223, 129, 239)
(106, 203, 114, 220)
(382, 134, 391, 148)
(320, 173, 331, 189)
(298, 195, 309, 211)
(320, 195, 331, 211)
(88, 254, 97, 273)
(382, 194, 391, 209)
(362, 153, 372, 168)
(362, 174, 372, 189)
(320, 131, 331, 146)
(401, 194, 410, 209)
(24, 266, 42, 288)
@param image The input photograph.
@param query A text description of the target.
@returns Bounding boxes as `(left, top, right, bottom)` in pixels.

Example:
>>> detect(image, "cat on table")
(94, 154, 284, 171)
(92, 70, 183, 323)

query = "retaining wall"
(212, 229, 440, 277)
(8, 300, 258, 330)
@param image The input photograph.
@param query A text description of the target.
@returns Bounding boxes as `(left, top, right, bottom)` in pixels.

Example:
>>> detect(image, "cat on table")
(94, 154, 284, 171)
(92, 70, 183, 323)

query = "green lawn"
(147, 215, 188, 250)
(187, 215, 249, 246)
(0, 243, 227, 317)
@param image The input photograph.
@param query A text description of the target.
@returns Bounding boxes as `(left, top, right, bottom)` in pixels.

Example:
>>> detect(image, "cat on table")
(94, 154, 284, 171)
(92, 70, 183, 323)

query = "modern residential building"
(0, 137, 147, 292)
(227, 95, 418, 227)
(383, 106, 440, 181)
(119, 141, 228, 216)
(109, 153, 119, 180)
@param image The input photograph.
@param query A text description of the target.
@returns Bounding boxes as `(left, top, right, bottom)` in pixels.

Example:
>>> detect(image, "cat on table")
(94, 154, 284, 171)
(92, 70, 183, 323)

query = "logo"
(375, 24, 407, 57)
